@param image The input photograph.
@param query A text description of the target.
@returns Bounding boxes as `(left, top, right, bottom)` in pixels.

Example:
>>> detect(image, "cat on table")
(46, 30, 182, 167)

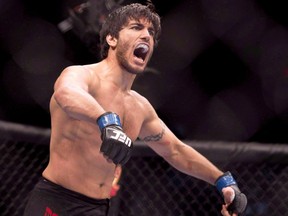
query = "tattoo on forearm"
(142, 122, 165, 142)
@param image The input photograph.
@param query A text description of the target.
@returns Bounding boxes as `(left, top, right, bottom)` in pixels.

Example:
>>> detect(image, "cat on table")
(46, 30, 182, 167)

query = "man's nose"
(141, 29, 151, 41)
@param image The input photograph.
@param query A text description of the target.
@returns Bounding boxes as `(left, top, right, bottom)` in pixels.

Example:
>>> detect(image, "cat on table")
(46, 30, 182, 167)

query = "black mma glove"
(97, 112, 133, 165)
(215, 171, 247, 215)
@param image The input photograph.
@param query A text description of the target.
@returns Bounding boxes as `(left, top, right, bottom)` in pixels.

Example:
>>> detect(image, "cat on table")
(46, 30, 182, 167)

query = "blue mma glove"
(215, 171, 247, 214)
(97, 112, 133, 165)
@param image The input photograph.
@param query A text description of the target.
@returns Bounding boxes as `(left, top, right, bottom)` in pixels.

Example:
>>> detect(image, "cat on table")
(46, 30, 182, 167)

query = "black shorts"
(24, 177, 110, 216)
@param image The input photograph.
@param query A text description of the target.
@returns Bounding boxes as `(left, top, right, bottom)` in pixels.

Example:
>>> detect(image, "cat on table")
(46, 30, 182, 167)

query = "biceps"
(140, 120, 181, 157)
(139, 118, 166, 142)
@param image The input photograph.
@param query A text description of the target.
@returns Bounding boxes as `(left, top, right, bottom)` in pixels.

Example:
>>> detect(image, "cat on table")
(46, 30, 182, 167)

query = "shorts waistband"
(37, 177, 110, 205)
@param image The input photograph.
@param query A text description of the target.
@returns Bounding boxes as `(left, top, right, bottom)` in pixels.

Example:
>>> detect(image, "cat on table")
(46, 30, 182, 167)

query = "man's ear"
(106, 34, 117, 48)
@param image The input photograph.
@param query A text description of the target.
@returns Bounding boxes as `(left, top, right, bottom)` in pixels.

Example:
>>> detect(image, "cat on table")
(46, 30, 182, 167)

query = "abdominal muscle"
(42, 111, 116, 199)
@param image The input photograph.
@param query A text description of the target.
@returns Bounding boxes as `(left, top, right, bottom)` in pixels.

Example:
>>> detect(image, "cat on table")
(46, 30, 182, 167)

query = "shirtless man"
(24, 2, 247, 216)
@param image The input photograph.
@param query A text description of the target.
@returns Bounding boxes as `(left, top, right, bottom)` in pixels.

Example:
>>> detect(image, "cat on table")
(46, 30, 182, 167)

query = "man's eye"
(132, 26, 141, 30)
(149, 30, 155, 36)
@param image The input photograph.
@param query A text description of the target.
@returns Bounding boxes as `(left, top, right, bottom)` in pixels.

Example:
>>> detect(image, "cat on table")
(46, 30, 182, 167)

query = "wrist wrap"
(97, 112, 122, 131)
(215, 171, 237, 194)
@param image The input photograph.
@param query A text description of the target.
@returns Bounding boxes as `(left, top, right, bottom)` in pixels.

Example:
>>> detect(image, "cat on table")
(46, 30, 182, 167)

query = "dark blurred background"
(1, 0, 288, 143)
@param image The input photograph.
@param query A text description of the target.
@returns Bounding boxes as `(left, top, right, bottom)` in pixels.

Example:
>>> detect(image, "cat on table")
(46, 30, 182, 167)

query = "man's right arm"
(53, 66, 106, 123)
(53, 66, 133, 165)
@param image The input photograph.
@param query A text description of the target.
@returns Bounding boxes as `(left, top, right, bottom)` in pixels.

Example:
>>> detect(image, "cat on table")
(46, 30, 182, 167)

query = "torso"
(42, 63, 147, 199)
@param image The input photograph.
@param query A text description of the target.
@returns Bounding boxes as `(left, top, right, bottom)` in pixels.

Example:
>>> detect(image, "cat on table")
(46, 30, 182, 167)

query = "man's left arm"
(139, 117, 247, 215)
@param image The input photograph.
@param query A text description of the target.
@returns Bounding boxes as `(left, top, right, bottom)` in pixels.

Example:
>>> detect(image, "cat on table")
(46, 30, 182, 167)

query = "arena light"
(57, 0, 124, 55)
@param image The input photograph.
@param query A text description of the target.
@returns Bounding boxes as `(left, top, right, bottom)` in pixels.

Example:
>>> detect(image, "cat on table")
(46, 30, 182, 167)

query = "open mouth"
(133, 43, 149, 61)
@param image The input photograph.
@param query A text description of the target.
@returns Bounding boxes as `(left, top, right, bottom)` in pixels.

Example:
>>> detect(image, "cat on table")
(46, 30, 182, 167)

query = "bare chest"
(94, 92, 144, 141)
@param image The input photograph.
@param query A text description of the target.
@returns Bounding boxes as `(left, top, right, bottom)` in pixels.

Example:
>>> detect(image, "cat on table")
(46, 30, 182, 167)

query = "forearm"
(163, 143, 223, 185)
(163, 143, 247, 214)
(53, 86, 105, 123)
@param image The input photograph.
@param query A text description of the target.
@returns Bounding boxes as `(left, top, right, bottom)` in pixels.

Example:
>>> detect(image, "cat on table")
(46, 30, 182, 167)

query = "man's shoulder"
(130, 90, 154, 111)
(130, 90, 147, 101)
(64, 63, 100, 71)
(61, 64, 102, 79)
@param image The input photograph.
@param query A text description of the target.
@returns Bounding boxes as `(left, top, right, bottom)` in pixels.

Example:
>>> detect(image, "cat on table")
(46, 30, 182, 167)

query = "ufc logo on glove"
(108, 128, 132, 147)
(97, 112, 134, 165)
